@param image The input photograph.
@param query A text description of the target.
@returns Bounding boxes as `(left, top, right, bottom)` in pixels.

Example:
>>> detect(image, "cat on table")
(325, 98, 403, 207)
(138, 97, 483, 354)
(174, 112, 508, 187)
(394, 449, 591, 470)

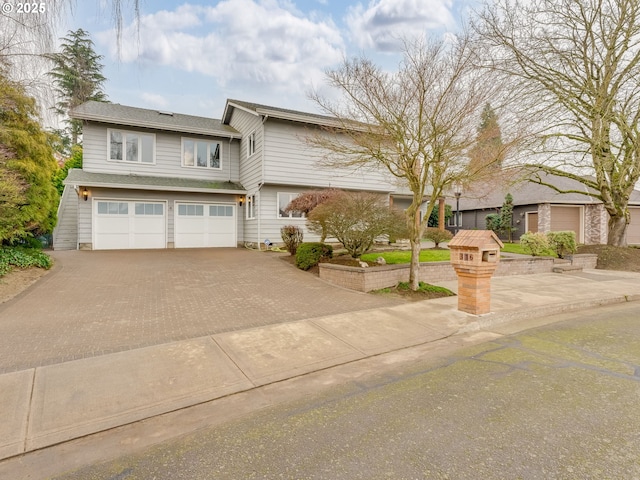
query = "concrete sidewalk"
(1, 269, 640, 462)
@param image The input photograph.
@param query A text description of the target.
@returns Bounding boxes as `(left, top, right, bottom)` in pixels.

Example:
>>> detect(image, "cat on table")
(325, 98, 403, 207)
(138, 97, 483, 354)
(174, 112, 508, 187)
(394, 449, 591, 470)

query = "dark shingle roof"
(222, 99, 344, 127)
(65, 169, 245, 194)
(457, 171, 640, 210)
(71, 101, 240, 138)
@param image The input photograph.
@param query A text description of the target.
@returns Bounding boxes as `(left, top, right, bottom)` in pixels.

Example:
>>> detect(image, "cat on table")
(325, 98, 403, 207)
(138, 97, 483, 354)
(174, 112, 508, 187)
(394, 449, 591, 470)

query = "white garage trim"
(174, 201, 237, 248)
(93, 198, 167, 250)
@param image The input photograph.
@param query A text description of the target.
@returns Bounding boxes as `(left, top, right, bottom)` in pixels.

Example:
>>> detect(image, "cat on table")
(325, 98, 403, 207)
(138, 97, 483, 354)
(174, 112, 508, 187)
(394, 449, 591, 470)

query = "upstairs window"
(248, 131, 256, 157)
(109, 130, 155, 164)
(182, 139, 221, 169)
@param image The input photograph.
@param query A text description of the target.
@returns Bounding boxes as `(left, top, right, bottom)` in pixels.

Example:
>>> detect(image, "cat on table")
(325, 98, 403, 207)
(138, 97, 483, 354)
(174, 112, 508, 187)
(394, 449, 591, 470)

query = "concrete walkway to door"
(0, 249, 404, 374)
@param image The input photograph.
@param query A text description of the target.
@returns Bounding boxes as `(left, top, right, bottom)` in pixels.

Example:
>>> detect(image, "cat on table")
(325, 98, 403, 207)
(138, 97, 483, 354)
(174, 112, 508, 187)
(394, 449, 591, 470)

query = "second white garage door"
(174, 203, 236, 248)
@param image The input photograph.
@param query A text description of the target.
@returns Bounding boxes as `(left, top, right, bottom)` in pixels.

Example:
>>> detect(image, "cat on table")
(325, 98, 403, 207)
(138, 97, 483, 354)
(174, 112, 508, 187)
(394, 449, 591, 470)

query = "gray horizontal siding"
(82, 123, 241, 183)
(263, 120, 393, 191)
(256, 186, 322, 244)
(228, 108, 263, 192)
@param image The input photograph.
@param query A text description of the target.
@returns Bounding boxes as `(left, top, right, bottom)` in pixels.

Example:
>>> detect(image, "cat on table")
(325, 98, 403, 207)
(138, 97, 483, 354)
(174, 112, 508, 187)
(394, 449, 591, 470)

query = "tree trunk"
(409, 237, 421, 291)
(607, 214, 628, 247)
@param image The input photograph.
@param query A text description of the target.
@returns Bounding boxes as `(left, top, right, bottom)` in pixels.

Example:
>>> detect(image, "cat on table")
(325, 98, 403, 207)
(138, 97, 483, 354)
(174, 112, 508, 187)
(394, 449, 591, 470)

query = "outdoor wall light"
(82, 187, 89, 201)
(238, 195, 245, 207)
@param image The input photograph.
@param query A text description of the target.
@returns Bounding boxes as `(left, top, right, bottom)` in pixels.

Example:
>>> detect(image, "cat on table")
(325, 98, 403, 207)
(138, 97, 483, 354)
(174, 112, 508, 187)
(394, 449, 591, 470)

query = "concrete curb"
(458, 293, 640, 334)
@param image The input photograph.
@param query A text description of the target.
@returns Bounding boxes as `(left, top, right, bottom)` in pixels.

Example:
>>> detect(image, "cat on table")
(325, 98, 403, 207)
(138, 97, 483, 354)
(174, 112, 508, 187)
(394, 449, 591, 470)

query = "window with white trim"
(97, 201, 128, 215)
(182, 139, 221, 169)
(448, 212, 462, 227)
(178, 204, 204, 216)
(278, 193, 303, 218)
(109, 130, 155, 164)
(246, 194, 256, 219)
(210, 205, 233, 217)
(248, 131, 256, 157)
(135, 203, 164, 215)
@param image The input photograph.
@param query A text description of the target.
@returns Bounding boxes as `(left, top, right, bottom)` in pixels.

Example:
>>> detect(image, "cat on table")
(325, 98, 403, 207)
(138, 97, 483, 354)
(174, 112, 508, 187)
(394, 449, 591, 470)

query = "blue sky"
(62, 0, 478, 119)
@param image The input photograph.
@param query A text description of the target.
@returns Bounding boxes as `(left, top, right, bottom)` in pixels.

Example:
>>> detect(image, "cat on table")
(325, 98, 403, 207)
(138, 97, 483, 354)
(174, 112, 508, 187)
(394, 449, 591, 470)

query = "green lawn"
(361, 249, 451, 264)
(361, 243, 555, 265)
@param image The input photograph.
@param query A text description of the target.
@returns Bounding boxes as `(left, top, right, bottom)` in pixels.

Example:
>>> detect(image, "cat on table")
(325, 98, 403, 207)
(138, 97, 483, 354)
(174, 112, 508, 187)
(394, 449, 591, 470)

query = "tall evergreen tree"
(0, 73, 59, 243)
(499, 193, 515, 243)
(47, 29, 108, 146)
(468, 103, 504, 173)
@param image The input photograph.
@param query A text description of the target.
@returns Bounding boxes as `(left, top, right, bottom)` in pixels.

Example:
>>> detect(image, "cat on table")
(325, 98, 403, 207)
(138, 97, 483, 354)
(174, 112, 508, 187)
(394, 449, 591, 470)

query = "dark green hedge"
(295, 242, 333, 270)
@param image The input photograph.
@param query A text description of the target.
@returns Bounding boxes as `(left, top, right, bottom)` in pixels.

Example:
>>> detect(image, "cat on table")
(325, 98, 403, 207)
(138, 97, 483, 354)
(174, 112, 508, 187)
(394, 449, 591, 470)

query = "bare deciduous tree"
(475, 0, 640, 246)
(308, 35, 497, 290)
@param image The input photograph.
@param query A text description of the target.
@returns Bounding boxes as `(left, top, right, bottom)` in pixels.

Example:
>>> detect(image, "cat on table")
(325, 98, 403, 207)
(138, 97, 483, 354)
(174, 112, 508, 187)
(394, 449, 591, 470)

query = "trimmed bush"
(295, 242, 333, 271)
(280, 225, 303, 255)
(520, 231, 550, 256)
(547, 231, 577, 258)
(423, 227, 453, 247)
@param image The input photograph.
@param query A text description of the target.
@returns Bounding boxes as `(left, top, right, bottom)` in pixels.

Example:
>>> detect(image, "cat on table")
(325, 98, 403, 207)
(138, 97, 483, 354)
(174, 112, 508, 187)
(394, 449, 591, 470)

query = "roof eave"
(72, 112, 238, 139)
(222, 101, 260, 125)
(64, 178, 247, 195)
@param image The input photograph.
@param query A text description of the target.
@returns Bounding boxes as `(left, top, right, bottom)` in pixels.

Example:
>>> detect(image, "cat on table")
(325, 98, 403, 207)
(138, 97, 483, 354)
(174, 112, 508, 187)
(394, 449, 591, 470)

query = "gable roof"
(222, 99, 346, 128)
(457, 171, 640, 210)
(71, 101, 240, 138)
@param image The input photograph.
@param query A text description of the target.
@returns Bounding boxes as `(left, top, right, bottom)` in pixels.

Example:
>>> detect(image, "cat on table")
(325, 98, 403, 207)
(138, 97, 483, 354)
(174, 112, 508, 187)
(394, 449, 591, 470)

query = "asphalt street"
(51, 301, 640, 480)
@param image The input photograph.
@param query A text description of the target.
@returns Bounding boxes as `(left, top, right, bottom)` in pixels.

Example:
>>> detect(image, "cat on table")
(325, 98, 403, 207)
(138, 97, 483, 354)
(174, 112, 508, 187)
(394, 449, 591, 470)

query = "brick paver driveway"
(0, 249, 404, 373)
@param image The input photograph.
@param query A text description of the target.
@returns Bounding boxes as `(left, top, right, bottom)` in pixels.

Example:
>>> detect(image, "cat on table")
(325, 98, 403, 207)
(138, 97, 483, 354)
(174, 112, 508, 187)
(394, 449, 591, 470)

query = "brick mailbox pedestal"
(449, 230, 504, 315)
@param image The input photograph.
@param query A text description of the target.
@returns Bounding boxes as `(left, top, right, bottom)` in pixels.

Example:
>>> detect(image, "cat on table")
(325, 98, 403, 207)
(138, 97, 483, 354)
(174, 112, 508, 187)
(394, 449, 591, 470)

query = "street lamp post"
(454, 183, 462, 235)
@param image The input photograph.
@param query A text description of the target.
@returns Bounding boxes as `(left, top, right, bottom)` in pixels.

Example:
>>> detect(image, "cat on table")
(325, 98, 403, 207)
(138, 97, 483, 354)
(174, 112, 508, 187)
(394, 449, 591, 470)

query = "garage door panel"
(550, 206, 582, 242)
(175, 203, 236, 248)
(94, 200, 166, 250)
(133, 217, 165, 234)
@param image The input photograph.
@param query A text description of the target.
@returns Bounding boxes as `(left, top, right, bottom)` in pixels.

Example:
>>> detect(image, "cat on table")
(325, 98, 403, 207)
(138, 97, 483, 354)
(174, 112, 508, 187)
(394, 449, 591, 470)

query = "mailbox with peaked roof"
(449, 230, 504, 269)
(449, 230, 504, 315)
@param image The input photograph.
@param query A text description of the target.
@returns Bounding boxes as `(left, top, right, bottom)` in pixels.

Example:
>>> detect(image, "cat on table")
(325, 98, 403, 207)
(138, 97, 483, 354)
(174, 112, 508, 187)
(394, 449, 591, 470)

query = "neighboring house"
(448, 172, 640, 245)
(53, 99, 417, 251)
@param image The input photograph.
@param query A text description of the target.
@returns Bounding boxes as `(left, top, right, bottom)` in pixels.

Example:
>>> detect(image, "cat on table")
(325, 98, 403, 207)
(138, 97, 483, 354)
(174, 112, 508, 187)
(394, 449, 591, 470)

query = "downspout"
(228, 136, 233, 182)
(258, 115, 269, 247)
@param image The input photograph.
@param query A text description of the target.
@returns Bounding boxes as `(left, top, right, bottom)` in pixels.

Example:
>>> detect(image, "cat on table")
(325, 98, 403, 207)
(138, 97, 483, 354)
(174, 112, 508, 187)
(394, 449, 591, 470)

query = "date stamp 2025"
(2, 2, 47, 14)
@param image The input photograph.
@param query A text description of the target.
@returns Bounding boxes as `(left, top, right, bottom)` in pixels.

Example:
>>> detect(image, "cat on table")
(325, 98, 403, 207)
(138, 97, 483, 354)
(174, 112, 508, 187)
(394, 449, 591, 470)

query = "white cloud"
(346, 0, 456, 51)
(140, 92, 170, 109)
(95, 0, 344, 101)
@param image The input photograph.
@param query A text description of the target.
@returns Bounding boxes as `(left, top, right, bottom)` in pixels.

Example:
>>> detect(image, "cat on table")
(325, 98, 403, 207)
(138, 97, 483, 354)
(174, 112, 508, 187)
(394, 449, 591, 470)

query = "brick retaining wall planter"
(319, 254, 598, 292)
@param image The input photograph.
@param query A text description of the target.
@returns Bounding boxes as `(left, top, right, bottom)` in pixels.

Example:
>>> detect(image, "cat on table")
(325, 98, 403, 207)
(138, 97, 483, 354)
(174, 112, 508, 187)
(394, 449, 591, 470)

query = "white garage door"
(174, 203, 236, 248)
(94, 200, 166, 250)
(628, 207, 640, 245)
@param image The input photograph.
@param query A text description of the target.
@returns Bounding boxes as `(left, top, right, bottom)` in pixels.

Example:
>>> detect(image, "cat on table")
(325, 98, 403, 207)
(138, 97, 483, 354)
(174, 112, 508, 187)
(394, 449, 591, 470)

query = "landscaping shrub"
(295, 242, 333, 270)
(485, 213, 501, 232)
(280, 225, 303, 255)
(547, 231, 577, 258)
(307, 191, 406, 258)
(0, 247, 52, 277)
(520, 231, 550, 256)
(423, 227, 453, 247)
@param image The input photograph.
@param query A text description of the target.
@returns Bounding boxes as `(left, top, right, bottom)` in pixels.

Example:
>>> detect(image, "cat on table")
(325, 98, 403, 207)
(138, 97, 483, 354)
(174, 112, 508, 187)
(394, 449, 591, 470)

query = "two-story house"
(54, 99, 414, 250)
